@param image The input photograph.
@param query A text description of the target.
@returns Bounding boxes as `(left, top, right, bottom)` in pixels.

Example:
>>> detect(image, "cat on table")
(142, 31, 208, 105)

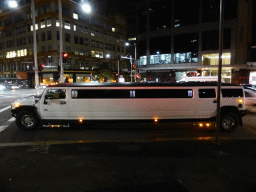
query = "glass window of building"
(202, 53, 231, 66)
(47, 31, 52, 40)
(30, 22, 38, 31)
(41, 19, 45, 28)
(73, 13, 78, 20)
(64, 20, 70, 30)
(47, 17, 51, 27)
(140, 56, 147, 65)
(41, 32, 46, 41)
(65, 33, 71, 42)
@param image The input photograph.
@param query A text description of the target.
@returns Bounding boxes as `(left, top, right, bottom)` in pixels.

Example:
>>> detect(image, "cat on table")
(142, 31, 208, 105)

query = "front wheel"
(16, 111, 39, 130)
(221, 112, 239, 132)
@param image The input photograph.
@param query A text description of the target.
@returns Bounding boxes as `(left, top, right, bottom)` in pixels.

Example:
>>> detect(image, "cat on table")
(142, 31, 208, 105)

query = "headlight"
(14, 102, 20, 108)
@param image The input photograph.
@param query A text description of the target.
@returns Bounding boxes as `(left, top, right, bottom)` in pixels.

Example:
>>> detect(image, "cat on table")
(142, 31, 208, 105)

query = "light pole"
(58, 0, 63, 83)
(126, 42, 137, 82)
(32, 0, 39, 94)
(59, 0, 91, 83)
(9, 1, 39, 93)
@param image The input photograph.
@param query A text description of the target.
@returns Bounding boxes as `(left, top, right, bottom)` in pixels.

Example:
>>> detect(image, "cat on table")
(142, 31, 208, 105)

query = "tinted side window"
(71, 89, 193, 99)
(72, 90, 130, 98)
(222, 89, 243, 97)
(135, 89, 193, 98)
(46, 89, 66, 99)
(199, 89, 216, 98)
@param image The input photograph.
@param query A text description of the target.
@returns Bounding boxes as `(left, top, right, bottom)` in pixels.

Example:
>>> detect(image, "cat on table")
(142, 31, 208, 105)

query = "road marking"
(0, 117, 15, 133)
(0, 106, 11, 113)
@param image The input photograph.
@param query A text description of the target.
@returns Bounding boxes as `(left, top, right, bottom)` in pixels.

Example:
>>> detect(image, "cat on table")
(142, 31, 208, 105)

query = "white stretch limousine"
(11, 82, 247, 132)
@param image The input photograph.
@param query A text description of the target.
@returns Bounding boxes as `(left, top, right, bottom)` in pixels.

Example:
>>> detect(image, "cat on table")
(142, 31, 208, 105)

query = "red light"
(41, 64, 45, 68)
(63, 52, 68, 58)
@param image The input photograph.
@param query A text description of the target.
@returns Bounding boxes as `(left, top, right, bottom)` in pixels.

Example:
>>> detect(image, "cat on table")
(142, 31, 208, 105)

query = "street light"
(82, 3, 91, 13)
(8, 1, 18, 8)
(126, 42, 137, 82)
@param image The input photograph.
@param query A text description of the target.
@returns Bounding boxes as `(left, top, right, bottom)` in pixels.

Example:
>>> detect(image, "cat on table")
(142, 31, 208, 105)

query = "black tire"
(16, 111, 39, 130)
(221, 112, 239, 132)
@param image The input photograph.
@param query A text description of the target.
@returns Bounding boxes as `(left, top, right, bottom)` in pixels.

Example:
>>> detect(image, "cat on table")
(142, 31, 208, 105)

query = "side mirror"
(45, 95, 53, 99)
(44, 95, 53, 104)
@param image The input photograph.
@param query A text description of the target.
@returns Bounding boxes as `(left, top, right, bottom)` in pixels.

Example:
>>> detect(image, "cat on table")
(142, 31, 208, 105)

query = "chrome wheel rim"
(222, 117, 235, 130)
(21, 115, 34, 127)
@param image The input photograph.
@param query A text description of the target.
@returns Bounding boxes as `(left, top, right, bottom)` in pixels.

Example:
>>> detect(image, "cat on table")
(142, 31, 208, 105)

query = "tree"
(95, 67, 115, 82)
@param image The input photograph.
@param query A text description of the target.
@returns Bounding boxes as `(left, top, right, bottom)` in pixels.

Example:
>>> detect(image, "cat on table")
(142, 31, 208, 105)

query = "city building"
(133, 0, 256, 84)
(0, 0, 127, 87)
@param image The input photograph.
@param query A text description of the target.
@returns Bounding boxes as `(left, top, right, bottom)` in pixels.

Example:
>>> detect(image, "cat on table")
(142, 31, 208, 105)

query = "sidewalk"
(0, 140, 256, 192)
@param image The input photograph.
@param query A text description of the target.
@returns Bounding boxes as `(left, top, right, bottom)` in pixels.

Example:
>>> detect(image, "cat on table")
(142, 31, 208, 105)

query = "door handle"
(213, 99, 217, 103)
(60, 101, 66, 104)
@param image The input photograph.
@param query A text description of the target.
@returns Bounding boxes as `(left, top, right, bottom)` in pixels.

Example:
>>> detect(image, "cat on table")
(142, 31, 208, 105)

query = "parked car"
(242, 84, 256, 89)
(0, 85, 6, 90)
(6, 84, 19, 90)
(244, 89, 256, 105)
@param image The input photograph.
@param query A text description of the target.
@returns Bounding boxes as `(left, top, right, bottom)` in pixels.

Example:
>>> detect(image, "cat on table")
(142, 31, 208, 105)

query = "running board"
(43, 123, 70, 128)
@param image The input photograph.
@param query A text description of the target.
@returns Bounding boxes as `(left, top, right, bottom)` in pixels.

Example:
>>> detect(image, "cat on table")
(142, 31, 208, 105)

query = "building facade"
(134, 0, 256, 84)
(0, 0, 127, 87)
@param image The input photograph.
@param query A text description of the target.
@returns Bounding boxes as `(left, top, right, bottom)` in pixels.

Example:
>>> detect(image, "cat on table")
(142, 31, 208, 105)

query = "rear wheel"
(221, 112, 239, 132)
(16, 111, 39, 130)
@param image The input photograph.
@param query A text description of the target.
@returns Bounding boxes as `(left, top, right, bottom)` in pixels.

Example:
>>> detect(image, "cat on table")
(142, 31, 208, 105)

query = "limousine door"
(40, 88, 68, 118)
(196, 88, 217, 118)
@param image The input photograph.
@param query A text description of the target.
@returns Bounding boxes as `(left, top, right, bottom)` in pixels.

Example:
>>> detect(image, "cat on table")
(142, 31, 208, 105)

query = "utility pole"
(31, 0, 39, 94)
(216, 0, 224, 144)
(59, 0, 64, 83)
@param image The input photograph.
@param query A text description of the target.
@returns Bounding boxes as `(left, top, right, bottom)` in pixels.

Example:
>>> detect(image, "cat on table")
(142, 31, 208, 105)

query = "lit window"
(31, 24, 38, 31)
(112, 27, 115, 32)
(91, 32, 94, 36)
(47, 18, 51, 27)
(6, 51, 16, 58)
(41, 20, 45, 28)
(74, 24, 77, 31)
(91, 51, 95, 57)
(64, 20, 70, 30)
(73, 13, 78, 20)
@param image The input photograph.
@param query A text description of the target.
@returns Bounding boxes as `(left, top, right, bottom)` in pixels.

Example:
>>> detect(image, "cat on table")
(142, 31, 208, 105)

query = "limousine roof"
(47, 82, 241, 88)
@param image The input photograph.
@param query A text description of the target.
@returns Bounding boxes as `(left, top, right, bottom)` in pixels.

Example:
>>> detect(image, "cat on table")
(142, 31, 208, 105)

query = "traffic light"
(62, 52, 68, 63)
(39, 64, 45, 71)
(132, 64, 136, 69)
